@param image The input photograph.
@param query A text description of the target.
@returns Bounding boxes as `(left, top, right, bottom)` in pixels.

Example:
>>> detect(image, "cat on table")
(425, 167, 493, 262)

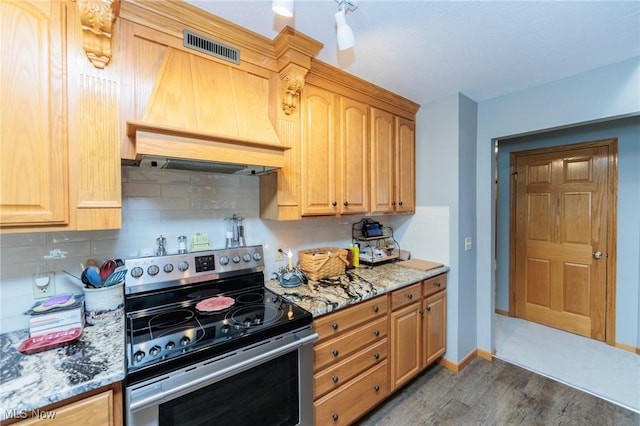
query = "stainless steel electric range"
(123, 245, 317, 426)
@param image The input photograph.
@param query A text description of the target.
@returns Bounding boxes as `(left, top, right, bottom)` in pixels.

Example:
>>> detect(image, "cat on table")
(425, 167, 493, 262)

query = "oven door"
(126, 327, 317, 426)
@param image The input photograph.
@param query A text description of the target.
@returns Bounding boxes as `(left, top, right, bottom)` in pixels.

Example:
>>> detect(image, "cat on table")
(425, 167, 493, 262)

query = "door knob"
(593, 251, 603, 259)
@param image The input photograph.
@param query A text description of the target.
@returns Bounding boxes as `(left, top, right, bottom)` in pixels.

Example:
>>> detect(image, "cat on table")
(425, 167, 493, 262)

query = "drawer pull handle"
(373, 305, 379, 313)
(332, 375, 339, 383)
(332, 349, 339, 357)
(332, 413, 339, 422)
(374, 385, 380, 392)
(373, 330, 380, 336)
(373, 353, 380, 360)
(332, 323, 339, 330)
(407, 293, 413, 300)
(435, 281, 442, 287)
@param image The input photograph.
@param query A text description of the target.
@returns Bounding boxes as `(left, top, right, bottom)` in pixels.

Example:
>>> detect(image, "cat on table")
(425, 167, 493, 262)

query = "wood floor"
(354, 358, 639, 426)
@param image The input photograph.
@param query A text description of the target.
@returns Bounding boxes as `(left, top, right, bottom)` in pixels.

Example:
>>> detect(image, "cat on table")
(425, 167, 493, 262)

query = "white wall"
(476, 57, 640, 351)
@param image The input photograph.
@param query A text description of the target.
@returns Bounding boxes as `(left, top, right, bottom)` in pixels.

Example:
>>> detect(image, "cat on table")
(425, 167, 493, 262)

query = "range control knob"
(149, 345, 161, 357)
(133, 350, 145, 363)
(232, 255, 241, 264)
(219, 256, 229, 266)
(147, 265, 159, 276)
(179, 336, 191, 347)
(177, 261, 189, 272)
(163, 263, 174, 273)
(242, 253, 252, 262)
(165, 341, 175, 351)
(131, 266, 144, 278)
(252, 252, 262, 261)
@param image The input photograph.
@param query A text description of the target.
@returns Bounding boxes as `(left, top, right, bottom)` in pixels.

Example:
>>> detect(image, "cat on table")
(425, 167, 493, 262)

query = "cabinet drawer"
(314, 317, 387, 371)
(390, 282, 421, 310)
(423, 274, 447, 297)
(314, 295, 387, 342)
(314, 338, 387, 398)
(314, 360, 389, 426)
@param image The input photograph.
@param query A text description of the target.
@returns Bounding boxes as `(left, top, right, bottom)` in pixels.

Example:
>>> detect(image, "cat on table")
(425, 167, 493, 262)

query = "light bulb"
(272, 0, 294, 17)
(335, 9, 355, 50)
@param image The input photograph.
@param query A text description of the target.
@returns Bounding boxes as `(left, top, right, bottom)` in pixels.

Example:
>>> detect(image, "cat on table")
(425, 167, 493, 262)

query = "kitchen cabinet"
(390, 274, 447, 391)
(0, 0, 68, 227)
(12, 383, 122, 426)
(0, 0, 121, 232)
(370, 108, 416, 214)
(300, 85, 368, 216)
(312, 295, 388, 425)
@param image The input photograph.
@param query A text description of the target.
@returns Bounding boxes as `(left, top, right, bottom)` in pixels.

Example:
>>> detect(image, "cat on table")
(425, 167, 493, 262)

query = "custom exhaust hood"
(125, 31, 288, 175)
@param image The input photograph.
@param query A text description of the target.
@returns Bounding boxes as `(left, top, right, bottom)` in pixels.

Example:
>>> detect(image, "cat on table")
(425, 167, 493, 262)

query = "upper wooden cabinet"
(370, 108, 415, 214)
(0, 0, 68, 228)
(0, 1, 121, 233)
(299, 85, 368, 216)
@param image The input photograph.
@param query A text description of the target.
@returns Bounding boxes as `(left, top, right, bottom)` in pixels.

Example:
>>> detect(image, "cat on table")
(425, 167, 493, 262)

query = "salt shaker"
(178, 235, 188, 254)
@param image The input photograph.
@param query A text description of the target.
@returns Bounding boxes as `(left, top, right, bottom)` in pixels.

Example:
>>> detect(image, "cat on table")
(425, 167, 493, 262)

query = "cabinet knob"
(373, 305, 379, 313)
(426, 306, 431, 312)
(332, 413, 339, 422)
(373, 353, 380, 360)
(332, 322, 339, 330)
(332, 201, 337, 207)
(343, 201, 349, 206)
(373, 385, 380, 392)
(435, 281, 442, 287)
(399, 201, 403, 206)
(391, 201, 396, 206)
(332, 349, 339, 357)
(407, 293, 413, 300)
(332, 375, 339, 383)
(419, 309, 424, 316)
(373, 330, 380, 336)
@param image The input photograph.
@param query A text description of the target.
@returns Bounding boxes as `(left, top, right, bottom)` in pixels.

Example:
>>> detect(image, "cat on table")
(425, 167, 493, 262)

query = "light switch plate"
(464, 237, 473, 251)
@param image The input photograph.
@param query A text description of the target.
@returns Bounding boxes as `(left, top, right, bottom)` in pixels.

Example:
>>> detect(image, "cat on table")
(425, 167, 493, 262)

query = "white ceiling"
(185, 0, 640, 107)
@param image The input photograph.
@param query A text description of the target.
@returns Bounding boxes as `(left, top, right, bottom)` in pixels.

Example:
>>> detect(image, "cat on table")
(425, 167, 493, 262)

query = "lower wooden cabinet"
(10, 382, 122, 426)
(314, 360, 389, 425)
(311, 273, 447, 425)
(390, 273, 447, 391)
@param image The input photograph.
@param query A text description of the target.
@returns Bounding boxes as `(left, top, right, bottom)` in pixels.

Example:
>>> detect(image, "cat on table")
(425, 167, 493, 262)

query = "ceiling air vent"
(182, 29, 240, 64)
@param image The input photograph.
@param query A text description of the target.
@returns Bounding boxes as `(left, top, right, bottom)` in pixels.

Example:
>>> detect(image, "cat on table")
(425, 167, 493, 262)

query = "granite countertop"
(266, 263, 449, 317)
(0, 317, 125, 421)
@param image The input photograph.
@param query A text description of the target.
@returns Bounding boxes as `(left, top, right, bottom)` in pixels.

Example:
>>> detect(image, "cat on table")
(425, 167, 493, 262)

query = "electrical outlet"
(33, 272, 55, 299)
(275, 248, 285, 262)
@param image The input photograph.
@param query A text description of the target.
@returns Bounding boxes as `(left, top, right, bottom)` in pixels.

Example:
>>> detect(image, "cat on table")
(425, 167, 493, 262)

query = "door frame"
(508, 138, 618, 346)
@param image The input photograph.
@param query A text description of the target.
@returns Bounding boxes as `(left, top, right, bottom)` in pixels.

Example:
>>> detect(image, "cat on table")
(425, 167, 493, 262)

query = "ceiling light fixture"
(335, 0, 358, 51)
(272, 0, 294, 17)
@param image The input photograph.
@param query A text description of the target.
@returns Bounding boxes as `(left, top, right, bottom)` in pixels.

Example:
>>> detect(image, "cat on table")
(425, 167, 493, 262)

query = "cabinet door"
(0, 0, 68, 227)
(390, 302, 421, 391)
(338, 97, 368, 214)
(301, 85, 338, 216)
(423, 291, 447, 366)
(395, 117, 415, 213)
(369, 107, 395, 214)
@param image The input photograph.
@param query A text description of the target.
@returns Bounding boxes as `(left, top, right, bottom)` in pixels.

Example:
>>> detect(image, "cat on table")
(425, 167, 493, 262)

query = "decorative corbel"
(74, 0, 119, 69)
(279, 64, 308, 115)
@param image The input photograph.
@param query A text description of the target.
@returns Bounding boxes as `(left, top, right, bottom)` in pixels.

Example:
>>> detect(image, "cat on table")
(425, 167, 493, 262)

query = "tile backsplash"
(1, 166, 413, 332)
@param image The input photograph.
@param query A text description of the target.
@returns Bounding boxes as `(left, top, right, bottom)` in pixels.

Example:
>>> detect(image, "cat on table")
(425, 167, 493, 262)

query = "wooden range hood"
(126, 46, 289, 173)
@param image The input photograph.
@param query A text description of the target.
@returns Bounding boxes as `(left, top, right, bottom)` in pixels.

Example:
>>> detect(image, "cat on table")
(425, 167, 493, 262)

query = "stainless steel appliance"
(124, 245, 317, 426)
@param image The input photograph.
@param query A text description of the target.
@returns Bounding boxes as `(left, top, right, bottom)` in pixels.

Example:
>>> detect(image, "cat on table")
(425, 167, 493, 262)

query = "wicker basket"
(298, 247, 350, 281)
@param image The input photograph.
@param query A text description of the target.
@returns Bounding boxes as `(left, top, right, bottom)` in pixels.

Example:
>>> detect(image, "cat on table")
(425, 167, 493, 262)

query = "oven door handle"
(129, 331, 318, 412)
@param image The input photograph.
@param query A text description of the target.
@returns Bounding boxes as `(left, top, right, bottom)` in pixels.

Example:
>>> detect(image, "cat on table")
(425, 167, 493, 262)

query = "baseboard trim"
(615, 341, 640, 355)
(495, 308, 509, 316)
(439, 348, 482, 373)
(477, 347, 495, 361)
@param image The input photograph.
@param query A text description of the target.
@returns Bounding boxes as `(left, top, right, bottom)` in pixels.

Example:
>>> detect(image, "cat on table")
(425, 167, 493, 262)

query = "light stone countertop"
(0, 317, 125, 421)
(266, 263, 450, 317)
